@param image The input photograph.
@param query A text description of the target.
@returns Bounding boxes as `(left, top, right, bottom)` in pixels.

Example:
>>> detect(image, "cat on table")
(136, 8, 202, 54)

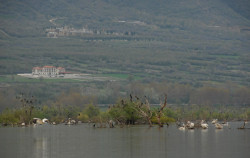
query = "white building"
(32, 66, 66, 76)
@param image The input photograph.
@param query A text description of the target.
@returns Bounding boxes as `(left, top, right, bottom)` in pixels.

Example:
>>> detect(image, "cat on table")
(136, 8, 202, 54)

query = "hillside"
(0, 0, 250, 37)
(0, 0, 249, 86)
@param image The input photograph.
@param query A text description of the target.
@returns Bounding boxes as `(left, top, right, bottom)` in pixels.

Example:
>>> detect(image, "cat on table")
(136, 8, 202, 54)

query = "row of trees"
(0, 93, 249, 127)
(0, 82, 249, 113)
(105, 82, 250, 106)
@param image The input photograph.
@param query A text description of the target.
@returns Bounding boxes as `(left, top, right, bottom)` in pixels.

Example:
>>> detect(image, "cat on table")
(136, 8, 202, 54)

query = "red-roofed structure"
(32, 66, 66, 76)
(43, 66, 56, 68)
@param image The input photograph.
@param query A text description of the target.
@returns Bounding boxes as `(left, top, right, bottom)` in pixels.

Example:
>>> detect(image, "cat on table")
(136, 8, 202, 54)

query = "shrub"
(77, 113, 89, 122)
(84, 104, 100, 119)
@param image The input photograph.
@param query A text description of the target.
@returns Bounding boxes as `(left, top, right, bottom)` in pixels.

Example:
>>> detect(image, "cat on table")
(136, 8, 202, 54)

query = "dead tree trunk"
(133, 96, 153, 127)
(147, 117, 153, 127)
(157, 94, 167, 127)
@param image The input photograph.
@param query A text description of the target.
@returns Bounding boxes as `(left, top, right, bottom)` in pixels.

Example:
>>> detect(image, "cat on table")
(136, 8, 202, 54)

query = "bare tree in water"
(156, 94, 167, 127)
(132, 96, 153, 127)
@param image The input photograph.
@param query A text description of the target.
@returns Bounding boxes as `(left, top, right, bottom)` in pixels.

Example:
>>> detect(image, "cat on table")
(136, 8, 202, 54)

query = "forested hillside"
(0, 0, 249, 37)
(0, 0, 249, 108)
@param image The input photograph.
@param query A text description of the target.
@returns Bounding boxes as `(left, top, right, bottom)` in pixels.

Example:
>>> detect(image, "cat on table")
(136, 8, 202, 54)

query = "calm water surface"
(0, 122, 249, 158)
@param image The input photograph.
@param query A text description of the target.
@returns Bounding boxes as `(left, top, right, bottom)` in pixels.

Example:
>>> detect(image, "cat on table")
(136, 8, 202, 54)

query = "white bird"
(33, 118, 43, 125)
(215, 123, 223, 129)
(212, 119, 218, 124)
(179, 126, 185, 130)
(42, 118, 49, 123)
(222, 122, 229, 126)
(66, 118, 72, 125)
(186, 121, 194, 129)
(65, 118, 76, 125)
(201, 120, 208, 129)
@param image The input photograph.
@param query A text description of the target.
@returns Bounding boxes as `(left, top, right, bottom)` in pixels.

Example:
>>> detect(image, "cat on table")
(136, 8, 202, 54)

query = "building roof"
(43, 66, 56, 68)
(33, 66, 65, 71)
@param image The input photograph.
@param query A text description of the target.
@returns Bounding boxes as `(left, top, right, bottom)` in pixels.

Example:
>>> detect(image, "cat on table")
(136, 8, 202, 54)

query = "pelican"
(212, 119, 218, 124)
(65, 118, 76, 125)
(71, 119, 76, 124)
(179, 126, 186, 130)
(33, 118, 43, 125)
(42, 118, 49, 123)
(215, 123, 223, 129)
(201, 120, 208, 129)
(186, 121, 194, 129)
(66, 118, 72, 125)
(176, 121, 186, 130)
(109, 120, 115, 128)
(222, 121, 229, 126)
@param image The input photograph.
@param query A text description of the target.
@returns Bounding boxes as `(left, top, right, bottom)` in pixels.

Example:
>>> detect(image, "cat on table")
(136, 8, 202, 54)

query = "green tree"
(84, 104, 100, 119)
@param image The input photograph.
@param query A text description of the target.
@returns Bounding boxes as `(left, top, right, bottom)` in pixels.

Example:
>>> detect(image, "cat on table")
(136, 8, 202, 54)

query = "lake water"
(0, 122, 249, 158)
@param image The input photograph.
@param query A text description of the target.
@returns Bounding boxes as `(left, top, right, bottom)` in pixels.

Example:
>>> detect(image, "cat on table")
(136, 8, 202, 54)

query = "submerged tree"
(108, 99, 139, 126)
(107, 94, 168, 127)
(132, 96, 153, 127)
(155, 94, 167, 127)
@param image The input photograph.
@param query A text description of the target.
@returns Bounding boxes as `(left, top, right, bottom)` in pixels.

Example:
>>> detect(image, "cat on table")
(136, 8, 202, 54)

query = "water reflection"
(0, 123, 249, 158)
(215, 129, 223, 134)
(33, 137, 49, 158)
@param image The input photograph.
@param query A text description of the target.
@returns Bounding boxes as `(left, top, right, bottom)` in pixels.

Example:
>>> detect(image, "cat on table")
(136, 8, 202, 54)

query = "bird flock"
(21, 117, 247, 130)
(177, 119, 231, 130)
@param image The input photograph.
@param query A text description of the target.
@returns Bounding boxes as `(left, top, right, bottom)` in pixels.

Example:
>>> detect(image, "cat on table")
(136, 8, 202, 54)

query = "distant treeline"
(0, 81, 249, 113)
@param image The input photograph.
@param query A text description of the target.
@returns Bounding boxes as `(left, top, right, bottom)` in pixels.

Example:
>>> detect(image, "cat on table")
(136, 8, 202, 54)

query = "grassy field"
(100, 73, 141, 80)
(0, 73, 136, 83)
(0, 75, 83, 83)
